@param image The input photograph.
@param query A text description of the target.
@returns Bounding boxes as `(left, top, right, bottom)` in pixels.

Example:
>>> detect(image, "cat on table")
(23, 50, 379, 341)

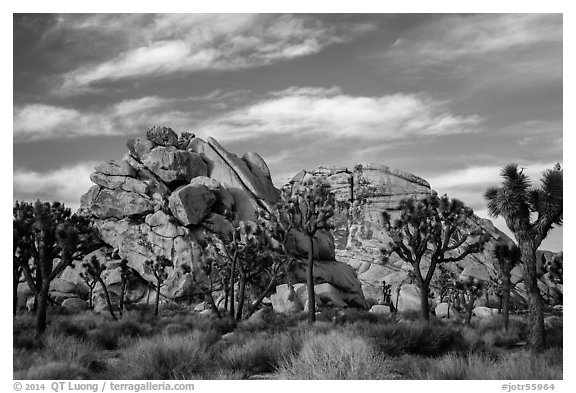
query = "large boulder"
(435, 302, 460, 319)
(143, 147, 207, 186)
(146, 125, 178, 147)
(168, 184, 216, 226)
(393, 284, 423, 313)
(314, 283, 347, 308)
(189, 176, 235, 214)
(95, 160, 136, 177)
(270, 284, 303, 314)
(369, 304, 392, 315)
(473, 306, 499, 318)
(82, 186, 155, 219)
(285, 229, 335, 260)
(62, 298, 90, 312)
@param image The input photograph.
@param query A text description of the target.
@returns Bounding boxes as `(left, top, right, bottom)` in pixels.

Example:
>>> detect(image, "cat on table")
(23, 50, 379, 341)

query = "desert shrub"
(52, 319, 88, 339)
(353, 320, 463, 356)
(116, 331, 216, 379)
(401, 349, 562, 380)
(546, 320, 563, 348)
(278, 330, 396, 379)
(236, 308, 297, 334)
(333, 308, 395, 325)
(40, 332, 100, 364)
(22, 362, 92, 380)
(221, 332, 298, 376)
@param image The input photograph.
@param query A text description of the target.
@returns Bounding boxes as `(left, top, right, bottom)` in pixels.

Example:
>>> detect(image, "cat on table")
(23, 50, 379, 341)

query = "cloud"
(14, 95, 194, 142)
(14, 87, 482, 143)
(52, 14, 374, 94)
(379, 14, 562, 84)
(425, 161, 562, 220)
(197, 86, 483, 142)
(427, 161, 560, 191)
(13, 162, 98, 210)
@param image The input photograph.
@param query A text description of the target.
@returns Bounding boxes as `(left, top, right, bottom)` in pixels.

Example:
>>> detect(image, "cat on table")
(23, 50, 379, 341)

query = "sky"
(12, 13, 563, 251)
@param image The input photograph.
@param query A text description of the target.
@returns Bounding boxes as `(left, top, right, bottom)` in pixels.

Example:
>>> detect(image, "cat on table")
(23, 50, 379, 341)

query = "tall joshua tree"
(382, 194, 488, 321)
(13, 201, 103, 334)
(82, 255, 117, 320)
(493, 243, 522, 331)
(485, 163, 562, 352)
(275, 177, 335, 324)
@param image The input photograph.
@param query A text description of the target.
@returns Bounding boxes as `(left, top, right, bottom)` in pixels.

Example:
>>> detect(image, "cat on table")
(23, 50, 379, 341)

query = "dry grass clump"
(395, 348, 562, 380)
(112, 330, 216, 379)
(277, 330, 396, 379)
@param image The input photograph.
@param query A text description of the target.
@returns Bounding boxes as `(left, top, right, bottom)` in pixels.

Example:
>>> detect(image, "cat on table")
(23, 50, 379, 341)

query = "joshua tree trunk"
(465, 291, 475, 327)
(502, 275, 511, 331)
(418, 281, 430, 322)
(154, 280, 161, 316)
(13, 269, 20, 315)
(307, 234, 316, 324)
(222, 277, 229, 311)
(36, 279, 50, 335)
(520, 240, 545, 352)
(235, 271, 247, 321)
(98, 279, 117, 321)
(248, 276, 277, 317)
(119, 279, 126, 317)
(229, 256, 236, 319)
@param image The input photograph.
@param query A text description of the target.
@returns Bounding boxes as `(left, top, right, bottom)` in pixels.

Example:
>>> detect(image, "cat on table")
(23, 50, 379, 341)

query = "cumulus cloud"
(14, 87, 482, 143)
(14, 95, 193, 142)
(197, 86, 483, 141)
(52, 14, 374, 94)
(13, 162, 98, 210)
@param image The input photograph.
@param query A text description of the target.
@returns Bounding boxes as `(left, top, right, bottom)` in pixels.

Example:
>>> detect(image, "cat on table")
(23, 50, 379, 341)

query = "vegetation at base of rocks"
(13, 307, 562, 380)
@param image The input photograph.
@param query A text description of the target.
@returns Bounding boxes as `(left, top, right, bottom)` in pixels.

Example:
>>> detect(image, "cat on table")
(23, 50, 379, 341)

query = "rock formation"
(23, 126, 560, 316)
(288, 164, 562, 311)
(55, 126, 365, 312)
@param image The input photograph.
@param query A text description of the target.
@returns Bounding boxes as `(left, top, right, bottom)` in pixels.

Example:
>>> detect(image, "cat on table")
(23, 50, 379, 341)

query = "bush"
(22, 362, 92, 380)
(115, 331, 216, 379)
(221, 332, 298, 376)
(278, 330, 396, 379)
(353, 320, 463, 356)
(399, 349, 563, 380)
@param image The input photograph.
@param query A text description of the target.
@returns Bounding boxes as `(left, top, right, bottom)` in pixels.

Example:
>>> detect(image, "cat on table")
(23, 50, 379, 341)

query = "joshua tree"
(493, 243, 522, 331)
(382, 194, 488, 321)
(118, 258, 138, 317)
(485, 163, 562, 352)
(457, 276, 485, 326)
(13, 200, 103, 334)
(275, 176, 335, 324)
(434, 265, 459, 318)
(82, 255, 117, 320)
(79, 269, 98, 309)
(144, 256, 173, 316)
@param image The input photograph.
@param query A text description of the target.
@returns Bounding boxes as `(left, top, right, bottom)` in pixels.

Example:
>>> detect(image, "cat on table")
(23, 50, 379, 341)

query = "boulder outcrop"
(70, 127, 366, 312)
(288, 164, 562, 309)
